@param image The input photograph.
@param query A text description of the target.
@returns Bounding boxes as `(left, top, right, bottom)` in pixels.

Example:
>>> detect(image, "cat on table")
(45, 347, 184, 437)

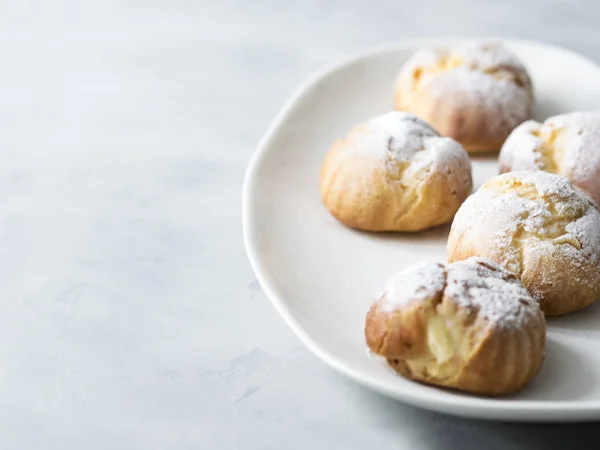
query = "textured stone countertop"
(1, 1, 600, 448)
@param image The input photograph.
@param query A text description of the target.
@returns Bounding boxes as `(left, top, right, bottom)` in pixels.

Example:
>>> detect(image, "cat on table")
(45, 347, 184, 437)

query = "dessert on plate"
(393, 41, 533, 153)
(448, 170, 600, 316)
(320, 111, 472, 232)
(365, 258, 546, 396)
(499, 111, 600, 207)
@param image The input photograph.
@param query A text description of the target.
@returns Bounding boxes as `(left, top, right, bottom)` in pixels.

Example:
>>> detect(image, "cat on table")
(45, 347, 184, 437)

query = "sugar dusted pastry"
(365, 258, 545, 396)
(499, 111, 600, 207)
(394, 41, 533, 153)
(320, 111, 472, 232)
(448, 170, 600, 316)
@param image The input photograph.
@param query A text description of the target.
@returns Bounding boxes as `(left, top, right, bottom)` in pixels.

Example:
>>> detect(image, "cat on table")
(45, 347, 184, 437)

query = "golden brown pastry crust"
(447, 170, 600, 316)
(320, 111, 472, 232)
(393, 41, 534, 153)
(365, 258, 546, 396)
(499, 111, 600, 208)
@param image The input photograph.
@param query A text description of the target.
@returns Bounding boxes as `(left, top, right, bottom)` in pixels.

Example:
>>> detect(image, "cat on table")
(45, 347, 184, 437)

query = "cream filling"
(426, 316, 455, 364)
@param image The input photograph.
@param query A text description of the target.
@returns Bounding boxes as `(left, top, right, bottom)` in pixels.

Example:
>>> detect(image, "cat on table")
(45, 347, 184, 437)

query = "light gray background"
(1, 1, 599, 448)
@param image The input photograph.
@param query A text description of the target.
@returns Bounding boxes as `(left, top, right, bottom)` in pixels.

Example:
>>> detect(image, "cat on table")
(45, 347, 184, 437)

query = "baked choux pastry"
(394, 41, 534, 153)
(320, 111, 473, 232)
(499, 111, 600, 207)
(448, 170, 600, 316)
(365, 258, 545, 396)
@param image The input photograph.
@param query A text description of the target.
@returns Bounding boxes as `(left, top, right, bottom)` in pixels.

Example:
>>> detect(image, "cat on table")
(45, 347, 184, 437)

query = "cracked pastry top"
(365, 258, 546, 396)
(447, 170, 600, 316)
(499, 111, 600, 207)
(319, 111, 473, 232)
(393, 41, 534, 153)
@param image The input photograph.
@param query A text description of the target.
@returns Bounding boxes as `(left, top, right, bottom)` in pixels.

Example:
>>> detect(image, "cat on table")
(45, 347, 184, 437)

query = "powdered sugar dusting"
(380, 261, 446, 312)
(548, 112, 600, 183)
(346, 111, 471, 179)
(499, 111, 600, 206)
(516, 170, 583, 200)
(379, 258, 540, 328)
(498, 120, 544, 171)
(445, 258, 539, 327)
(395, 41, 533, 136)
(450, 170, 600, 282)
(454, 41, 529, 76)
(427, 67, 531, 129)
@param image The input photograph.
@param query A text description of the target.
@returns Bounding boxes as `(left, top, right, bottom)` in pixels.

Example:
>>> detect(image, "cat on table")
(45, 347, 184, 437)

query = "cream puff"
(365, 258, 545, 396)
(394, 41, 533, 153)
(320, 111, 472, 231)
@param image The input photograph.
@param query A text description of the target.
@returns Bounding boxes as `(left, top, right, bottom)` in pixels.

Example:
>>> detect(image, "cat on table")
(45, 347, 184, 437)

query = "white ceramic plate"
(243, 38, 600, 422)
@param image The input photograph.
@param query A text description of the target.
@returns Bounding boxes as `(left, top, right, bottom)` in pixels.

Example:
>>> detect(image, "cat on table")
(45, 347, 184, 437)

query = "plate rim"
(242, 36, 600, 422)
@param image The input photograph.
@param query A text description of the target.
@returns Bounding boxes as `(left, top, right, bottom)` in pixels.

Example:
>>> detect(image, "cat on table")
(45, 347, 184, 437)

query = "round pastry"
(447, 170, 600, 316)
(365, 258, 545, 396)
(320, 111, 473, 232)
(393, 41, 534, 153)
(499, 111, 600, 207)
